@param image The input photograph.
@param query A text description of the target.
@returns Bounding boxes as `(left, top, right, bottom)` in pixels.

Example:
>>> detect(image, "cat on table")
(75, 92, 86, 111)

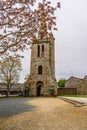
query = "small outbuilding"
(65, 76, 87, 95)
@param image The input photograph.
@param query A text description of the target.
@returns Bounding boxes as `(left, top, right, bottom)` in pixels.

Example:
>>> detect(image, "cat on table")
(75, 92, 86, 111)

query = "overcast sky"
(19, 0, 87, 83)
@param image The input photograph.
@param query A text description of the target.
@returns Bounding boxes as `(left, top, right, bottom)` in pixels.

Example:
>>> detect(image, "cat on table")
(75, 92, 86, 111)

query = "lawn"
(58, 95, 87, 98)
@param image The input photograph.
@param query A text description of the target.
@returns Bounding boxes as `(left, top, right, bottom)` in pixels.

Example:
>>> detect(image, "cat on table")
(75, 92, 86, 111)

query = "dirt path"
(0, 97, 87, 130)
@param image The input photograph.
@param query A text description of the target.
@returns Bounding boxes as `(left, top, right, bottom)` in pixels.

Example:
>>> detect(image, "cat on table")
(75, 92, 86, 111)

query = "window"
(42, 45, 44, 57)
(37, 45, 40, 57)
(38, 65, 42, 74)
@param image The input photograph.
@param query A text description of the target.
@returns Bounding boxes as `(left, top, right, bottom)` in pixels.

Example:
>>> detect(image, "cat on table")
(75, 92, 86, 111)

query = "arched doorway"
(36, 81, 43, 96)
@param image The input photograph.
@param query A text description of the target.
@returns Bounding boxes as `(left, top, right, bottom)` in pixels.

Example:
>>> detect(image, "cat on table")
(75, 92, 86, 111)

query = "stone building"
(84, 75, 87, 80)
(77, 76, 87, 95)
(77, 80, 87, 95)
(65, 76, 82, 88)
(65, 76, 87, 95)
(0, 83, 23, 95)
(24, 14, 57, 97)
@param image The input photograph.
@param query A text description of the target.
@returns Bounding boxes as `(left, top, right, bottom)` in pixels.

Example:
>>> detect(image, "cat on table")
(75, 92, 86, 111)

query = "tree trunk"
(6, 85, 9, 97)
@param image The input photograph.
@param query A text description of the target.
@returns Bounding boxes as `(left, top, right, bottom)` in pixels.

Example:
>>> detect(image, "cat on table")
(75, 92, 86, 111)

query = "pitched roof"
(66, 76, 83, 82)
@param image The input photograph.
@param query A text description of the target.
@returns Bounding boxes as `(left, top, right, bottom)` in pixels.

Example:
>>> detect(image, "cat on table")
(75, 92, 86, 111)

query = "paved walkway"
(62, 97, 87, 105)
(0, 97, 87, 130)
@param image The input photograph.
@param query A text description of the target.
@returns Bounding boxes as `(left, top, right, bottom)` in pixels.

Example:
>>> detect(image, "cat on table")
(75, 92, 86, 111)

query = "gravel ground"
(0, 97, 87, 130)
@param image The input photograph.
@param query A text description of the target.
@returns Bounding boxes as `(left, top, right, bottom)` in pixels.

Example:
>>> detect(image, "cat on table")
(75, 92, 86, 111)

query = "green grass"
(57, 95, 87, 98)
(0, 96, 25, 99)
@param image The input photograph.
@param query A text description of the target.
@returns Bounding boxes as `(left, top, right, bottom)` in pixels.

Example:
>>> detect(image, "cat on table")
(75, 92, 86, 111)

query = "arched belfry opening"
(36, 81, 43, 96)
(38, 65, 43, 74)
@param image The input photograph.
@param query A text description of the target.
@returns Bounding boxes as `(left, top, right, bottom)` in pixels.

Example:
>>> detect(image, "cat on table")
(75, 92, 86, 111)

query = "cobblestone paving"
(0, 97, 87, 130)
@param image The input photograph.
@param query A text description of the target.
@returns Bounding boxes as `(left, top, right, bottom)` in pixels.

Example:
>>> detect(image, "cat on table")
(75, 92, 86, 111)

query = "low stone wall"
(57, 88, 77, 95)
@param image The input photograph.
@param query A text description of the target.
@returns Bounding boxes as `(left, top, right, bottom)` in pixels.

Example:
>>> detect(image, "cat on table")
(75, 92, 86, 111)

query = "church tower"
(24, 12, 57, 97)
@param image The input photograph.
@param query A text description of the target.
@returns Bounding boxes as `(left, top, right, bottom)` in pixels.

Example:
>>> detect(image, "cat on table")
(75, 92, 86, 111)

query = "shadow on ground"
(0, 98, 37, 118)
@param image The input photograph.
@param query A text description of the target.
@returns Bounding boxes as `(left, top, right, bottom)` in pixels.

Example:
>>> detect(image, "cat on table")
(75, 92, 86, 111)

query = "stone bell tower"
(24, 12, 57, 97)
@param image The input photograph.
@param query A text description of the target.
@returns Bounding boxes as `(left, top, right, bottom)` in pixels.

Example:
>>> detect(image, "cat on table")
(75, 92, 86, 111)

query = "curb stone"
(59, 97, 86, 107)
